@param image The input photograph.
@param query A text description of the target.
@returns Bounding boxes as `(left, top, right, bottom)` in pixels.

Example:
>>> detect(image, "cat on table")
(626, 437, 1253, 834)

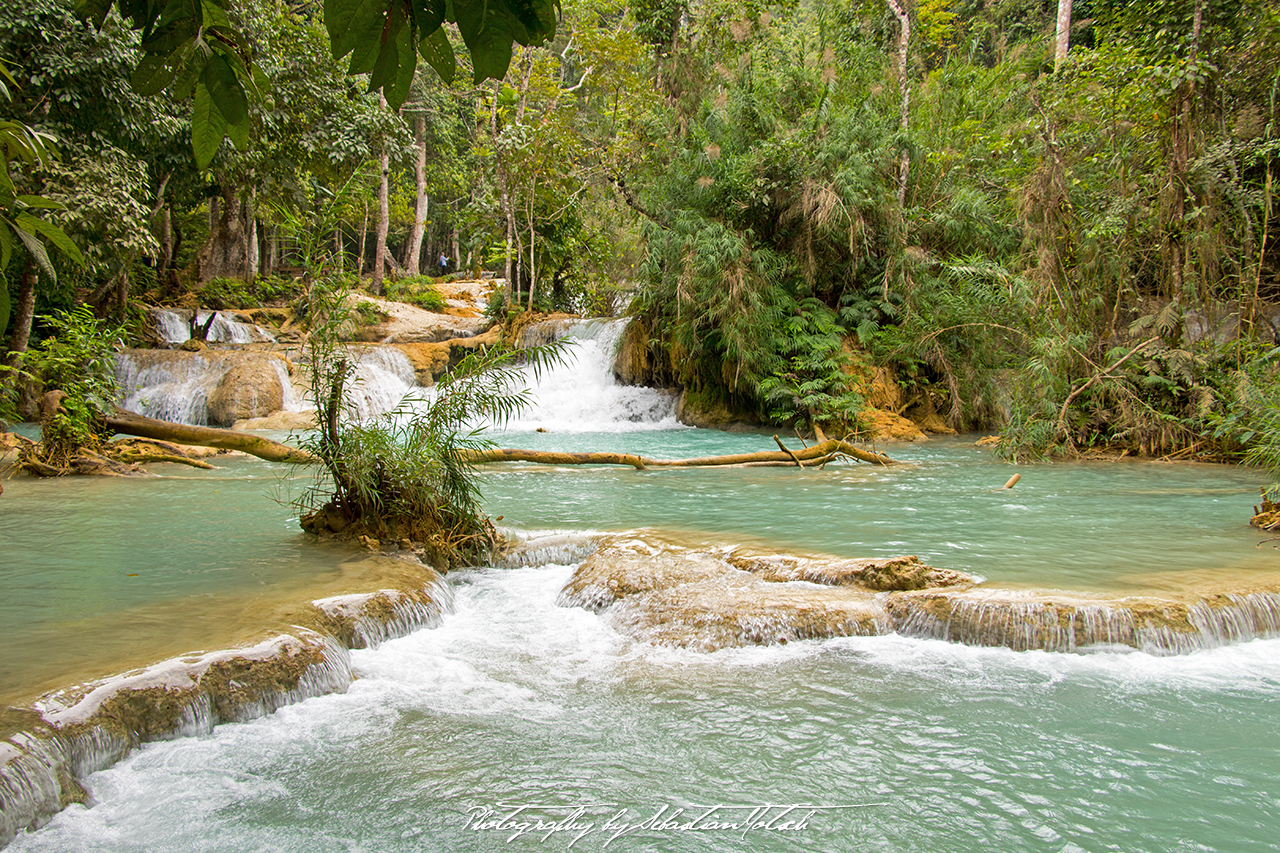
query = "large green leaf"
(502, 0, 557, 39)
(140, 16, 197, 53)
(204, 54, 248, 128)
(0, 223, 12, 277)
(16, 212, 84, 267)
(409, 0, 446, 34)
(325, 0, 391, 64)
(455, 4, 515, 83)
(74, 0, 116, 28)
(10, 221, 56, 282)
(15, 195, 67, 211)
(191, 80, 228, 169)
(370, 6, 416, 108)
(199, 0, 230, 29)
(418, 26, 456, 84)
(130, 49, 183, 96)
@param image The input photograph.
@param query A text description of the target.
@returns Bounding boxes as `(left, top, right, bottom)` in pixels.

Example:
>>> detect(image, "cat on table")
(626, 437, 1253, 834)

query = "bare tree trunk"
(887, 0, 911, 208)
(265, 224, 277, 276)
(451, 221, 461, 268)
(1167, 0, 1204, 303)
(4, 259, 37, 372)
(358, 204, 369, 275)
(490, 80, 516, 297)
(1054, 0, 1073, 72)
(527, 183, 536, 311)
(406, 114, 428, 275)
(373, 94, 392, 294)
(158, 205, 173, 274)
(374, 148, 391, 294)
(197, 184, 248, 283)
(245, 186, 259, 281)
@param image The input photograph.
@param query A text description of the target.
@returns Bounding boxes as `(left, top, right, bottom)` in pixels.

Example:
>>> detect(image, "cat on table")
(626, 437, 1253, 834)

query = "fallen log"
(106, 409, 317, 464)
(101, 412, 890, 471)
(108, 438, 218, 469)
(460, 439, 895, 468)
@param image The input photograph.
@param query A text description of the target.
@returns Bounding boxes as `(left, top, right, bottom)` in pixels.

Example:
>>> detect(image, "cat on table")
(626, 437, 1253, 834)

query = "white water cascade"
(115, 352, 225, 425)
(151, 308, 275, 345)
(340, 347, 419, 421)
(506, 318, 679, 432)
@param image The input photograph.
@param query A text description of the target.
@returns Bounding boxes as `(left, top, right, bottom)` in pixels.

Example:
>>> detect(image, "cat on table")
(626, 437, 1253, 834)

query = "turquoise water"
(481, 429, 1274, 590)
(4, 419, 1279, 851)
(10, 563, 1280, 853)
(0, 459, 350, 702)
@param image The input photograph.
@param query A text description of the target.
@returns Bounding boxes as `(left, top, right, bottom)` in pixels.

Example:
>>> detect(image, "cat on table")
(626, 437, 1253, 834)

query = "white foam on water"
(9, 560, 1280, 852)
(344, 348, 417, 421)
(150, 308, 275, 345)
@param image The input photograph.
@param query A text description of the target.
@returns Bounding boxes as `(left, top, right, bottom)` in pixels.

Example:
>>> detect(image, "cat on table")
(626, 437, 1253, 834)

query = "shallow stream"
(4, 319, 1279, 851)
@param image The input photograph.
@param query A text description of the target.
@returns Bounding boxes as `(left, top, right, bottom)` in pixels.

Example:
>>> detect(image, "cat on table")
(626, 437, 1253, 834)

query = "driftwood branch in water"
(106, 409, 316, 464)
(460, 439, 895, 469)
(772, 435, 806, 468)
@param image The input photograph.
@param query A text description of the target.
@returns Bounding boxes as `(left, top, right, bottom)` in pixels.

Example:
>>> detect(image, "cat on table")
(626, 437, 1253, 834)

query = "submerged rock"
(560, 535, 1280, 655)
(559, 537, 972, 651)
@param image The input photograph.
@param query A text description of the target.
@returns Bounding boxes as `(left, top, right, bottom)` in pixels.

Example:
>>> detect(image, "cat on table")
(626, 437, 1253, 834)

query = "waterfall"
(508, 318, 679, 432)
(150, 308, 275, 345)
(886, 590, 1280, 655)
(343, 347, 418, 421)
(114, 350, 296, 427)
(0, 632, 354, 849)
(115, 351, 224, 425)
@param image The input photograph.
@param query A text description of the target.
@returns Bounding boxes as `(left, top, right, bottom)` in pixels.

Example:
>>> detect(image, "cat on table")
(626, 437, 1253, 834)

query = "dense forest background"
(2, 0, 1280, 467)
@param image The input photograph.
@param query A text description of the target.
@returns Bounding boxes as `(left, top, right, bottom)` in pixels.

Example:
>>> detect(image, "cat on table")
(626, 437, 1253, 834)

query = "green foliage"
(384, 275, 447, 312)
(758, 298, 865, 434)
(0, 58, 85, 282)
(201, 274, 302, 309)
(76, 0, 263, 168)
(20, 304, 122, 461)
(297, 276, 567, 563)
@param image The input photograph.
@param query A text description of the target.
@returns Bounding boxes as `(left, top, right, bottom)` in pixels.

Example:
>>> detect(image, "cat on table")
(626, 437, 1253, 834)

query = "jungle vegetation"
(2, 0, 1279, 483)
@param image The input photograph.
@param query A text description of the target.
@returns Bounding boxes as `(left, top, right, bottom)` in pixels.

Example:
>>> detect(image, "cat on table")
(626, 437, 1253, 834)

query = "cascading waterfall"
(115, 352, 224, 424)
(507, 317, 679, 431)
(150, 308, 275, 345)
(886, 590, 1280, 654)
(344, 347, 418, 420)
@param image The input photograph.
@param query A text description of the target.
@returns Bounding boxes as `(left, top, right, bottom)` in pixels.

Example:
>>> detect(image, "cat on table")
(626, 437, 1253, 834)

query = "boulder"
(861, 407, 927, 442)
(207, 355, 287, 426)
(611, 318, 654, 385)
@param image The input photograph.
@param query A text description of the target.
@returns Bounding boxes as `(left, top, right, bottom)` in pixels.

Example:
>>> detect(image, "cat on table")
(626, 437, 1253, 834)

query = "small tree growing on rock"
(296, 277, 564, 566)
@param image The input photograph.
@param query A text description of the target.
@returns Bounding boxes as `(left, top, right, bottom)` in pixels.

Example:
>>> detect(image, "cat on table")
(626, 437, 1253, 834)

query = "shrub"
(19, 304, 122, 465)
(384, 275, 447, 312)
(295, 279, 566, 565)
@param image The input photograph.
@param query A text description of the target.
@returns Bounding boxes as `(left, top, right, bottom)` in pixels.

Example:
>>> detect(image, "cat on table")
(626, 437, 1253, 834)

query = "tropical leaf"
(325, 0, 388, 68)
(10, 221, 56, 281)
(454, 3, 515, 83)
(203, 54, 248, 129)
(16, 211, 84, 266)
(418, 25, 456, 84)
(191, 80, 228, 169)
